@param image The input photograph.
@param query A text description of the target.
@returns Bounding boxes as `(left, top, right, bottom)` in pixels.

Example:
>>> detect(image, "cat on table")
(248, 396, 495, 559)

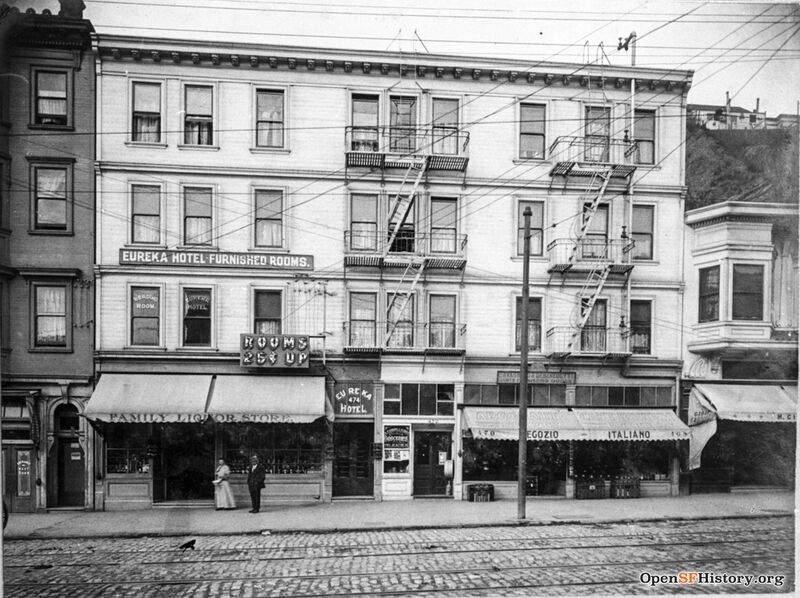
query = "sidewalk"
(2, 491, 794, 540)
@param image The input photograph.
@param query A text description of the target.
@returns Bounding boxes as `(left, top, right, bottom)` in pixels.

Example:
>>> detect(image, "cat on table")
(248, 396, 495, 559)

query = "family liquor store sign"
(240, 334, 310, 368)
(120, 249, 313, 270)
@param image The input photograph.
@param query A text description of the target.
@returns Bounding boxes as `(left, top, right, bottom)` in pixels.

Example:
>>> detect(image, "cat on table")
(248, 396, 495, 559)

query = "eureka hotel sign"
(120, 249, 313, 270)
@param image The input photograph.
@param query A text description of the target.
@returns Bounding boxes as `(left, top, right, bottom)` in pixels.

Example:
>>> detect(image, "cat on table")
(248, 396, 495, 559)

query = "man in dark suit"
(247, 455, 266, 513)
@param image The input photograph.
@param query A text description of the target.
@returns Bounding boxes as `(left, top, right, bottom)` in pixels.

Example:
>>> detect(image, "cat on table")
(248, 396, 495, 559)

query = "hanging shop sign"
(333, 384, 375, 416)
(383, 425, 410, 461)
(120, 249, 313, 271)
(240, 334, 310, 368)
(497, 370, 576, 385)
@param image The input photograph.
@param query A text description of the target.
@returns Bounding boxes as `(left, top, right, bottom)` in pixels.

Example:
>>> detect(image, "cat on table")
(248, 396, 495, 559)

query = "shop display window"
(462, 438, 566, 493)
(221, 422, 326, 475)
(383, 424, 410, 474)
(573, 441, 671, 480)
(104, 424, 150, 474)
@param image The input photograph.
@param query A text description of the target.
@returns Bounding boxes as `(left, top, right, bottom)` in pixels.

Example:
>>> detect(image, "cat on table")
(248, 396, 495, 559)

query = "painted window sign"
(383, 425, 410, 461)
(240, 334, 309, 368)
(333, 384, 374, 416)
(119, 249, 313, 270)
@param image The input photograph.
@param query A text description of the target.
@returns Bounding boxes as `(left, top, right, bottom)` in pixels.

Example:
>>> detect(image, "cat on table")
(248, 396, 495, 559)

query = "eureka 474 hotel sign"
(120, 249, 314, 270)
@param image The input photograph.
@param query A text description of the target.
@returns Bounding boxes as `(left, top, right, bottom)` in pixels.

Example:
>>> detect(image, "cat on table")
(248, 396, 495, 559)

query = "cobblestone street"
(3, 516, 793, 597)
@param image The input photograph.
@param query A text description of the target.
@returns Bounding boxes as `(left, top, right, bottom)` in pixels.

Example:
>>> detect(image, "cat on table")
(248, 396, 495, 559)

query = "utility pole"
(517, 206, 532, 521)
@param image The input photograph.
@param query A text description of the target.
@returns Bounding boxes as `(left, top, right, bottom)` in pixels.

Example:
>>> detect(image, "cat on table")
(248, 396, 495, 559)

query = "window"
(585, 106, 610, 161)
(34, 284, 67, 347)
(463, 384, 499, 405)
(515, 297, 542, 351)
(389, 96, 417, 152)
(351, 94, 379, 151)
(699, 266, 720, 323)
(580, 298, 606, 352)
(429, 295, 456, 348)
(183, 187, 212, 245)
(432, 98, 459, 155)
(630, 300, 651, 354)
(349, 292, 376, 346)
(34, 166, 67, 230)
(131, 185, 160, 244)
(254, 190, 282, 247)
(132, 82, 161, 143)
(430, 197, 457, 253)
(580, 203, 608, 258)
(631, 205, 654, 260)
(519, 103, 545, 159)
(517, 201, 544, 256)
(254, 290, 281, 334)
(634, 110, 655, 164)
(387, 293, 414, 348)
(184, 85, 213, 145)
(183, 288, 211, 346)
(732, 264, 764, 321)
(350, 194, 378, 251)
(34, 71, 67, 126)
(384, 383, 454, 416)
(255, 90, 284, 148)
(576, 386, 672, 407)
(388, 197, 415, 253)
(130, 287, 160, 346)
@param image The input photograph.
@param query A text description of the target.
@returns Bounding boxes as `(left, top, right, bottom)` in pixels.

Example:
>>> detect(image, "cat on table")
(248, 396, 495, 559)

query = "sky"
(10, 0, 800, 115)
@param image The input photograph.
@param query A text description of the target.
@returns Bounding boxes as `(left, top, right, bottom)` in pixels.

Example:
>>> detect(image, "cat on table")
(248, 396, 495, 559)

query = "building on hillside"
(87, 33, 693, 509)
(682, 201, 797, 493)
(688, 99, 799, 131)
(0, 1, 95, 513)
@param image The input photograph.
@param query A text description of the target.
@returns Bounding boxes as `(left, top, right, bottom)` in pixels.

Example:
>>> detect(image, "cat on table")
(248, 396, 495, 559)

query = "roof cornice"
(685, 201, 798, 227)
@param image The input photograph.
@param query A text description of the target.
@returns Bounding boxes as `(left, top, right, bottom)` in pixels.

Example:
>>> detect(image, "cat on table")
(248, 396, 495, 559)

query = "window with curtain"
(580, 298, 607, 352)
(389, 96, 417, 152)
(351, 94, 379, 151)
(630, 300, 652, 354)
(254, 190, 282, 247)
(388, 197, 415, 253)
(585, 106, 610, 161)
(254, 290, 281, 334)
(132, 82, 161, 143)
(350, 194, 378, 251)
(130, 286, 159, 346)
(131, 185, 160, 244)
(430, 197, 457, 253)
(429, 295, 456, 348)
(34, 167, 67, 230)
(256, 90, 284, 148)
(432, 98, 459, 155)
(519, 103, 546, 159)
(732, 264, 764, 320)
(634, 110, 655, 164)
(35, 71, 67, 126)
(517, 201, 544, 256)
(349, 292, 376, 346)
(515, 296, 542, 351)
(631, 205, 654, 260)
(34, 285, 66, 347)
(387, 293, 414, 348)
(183, 288, 211, 346)
(183, 187, 212, 245)
(699, 266, 720, 323)
(184, 85, 213, 145)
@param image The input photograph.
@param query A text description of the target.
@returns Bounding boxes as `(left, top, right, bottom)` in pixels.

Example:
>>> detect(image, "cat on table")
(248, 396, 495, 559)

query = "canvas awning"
(206, 375, 330, 424)
(690, 384, 797, 423)
(84, 374, 212, 423)
(463, 407, 689, 441)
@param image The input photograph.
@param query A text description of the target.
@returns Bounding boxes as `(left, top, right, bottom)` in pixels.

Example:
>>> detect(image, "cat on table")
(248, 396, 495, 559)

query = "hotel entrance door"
(153, 424, 214, 501)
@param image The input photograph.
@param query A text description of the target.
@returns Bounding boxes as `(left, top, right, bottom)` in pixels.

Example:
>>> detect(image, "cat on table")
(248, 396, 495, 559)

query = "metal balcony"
(548, 136, 637, 178)
(547, 238, 635, 274)
(343, 230, 467, 270)
(545, 326, 631, 358)
(345, 126, 470, 172)
(343, 321, 467, 355)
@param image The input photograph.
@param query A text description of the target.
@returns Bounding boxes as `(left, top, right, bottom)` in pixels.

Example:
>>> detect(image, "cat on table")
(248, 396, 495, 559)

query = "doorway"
(333, 422, 374, 497)
(413, 430, 451, 496)
(153, 424, 215, 501)
(54, 404, 84, 507)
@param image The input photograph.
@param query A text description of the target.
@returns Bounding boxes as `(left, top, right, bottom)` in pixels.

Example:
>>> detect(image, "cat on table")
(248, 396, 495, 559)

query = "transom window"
(519, 103, 546, 159)
(255, 90, 284, 148)
(183, 187, 212, 245)
(130, 286, 159, 346)
(517, 201, 544, 256)
(34, 71, 68, 126)
(184, 85, 213, 145)
(183, 288, 211, 346)
(576, 386, 673, 407)
(132, 82, 161, 143)
(131, 185, 160, 244)
(254, 190, 282, 247)
(254, 290, 281, 334)
(384, 383, 454, 416)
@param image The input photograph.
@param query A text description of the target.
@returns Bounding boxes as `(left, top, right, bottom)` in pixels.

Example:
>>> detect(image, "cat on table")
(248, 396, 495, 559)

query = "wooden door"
(57, 438, 84, 507)
(413, 431, 450, 496)
(333, 422, 374, 497)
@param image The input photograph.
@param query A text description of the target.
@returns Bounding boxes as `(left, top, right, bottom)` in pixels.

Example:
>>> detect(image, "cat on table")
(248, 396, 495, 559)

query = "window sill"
(250, 246, 289, 253)
(510, 255, 547, 262)
(125, 141, 168, 149)
(512, 158, 549, 165)
(28, 346, 73, 353)
(176, 346, 219, 352)
(176, 245, 219, 252)
(249, 147, 291, 155)
(177, 144, 220, 152)
(28, 229, 73, 236)
(632, 259, 659, 265)
(123, 346, 168, 351)
(124, 243, 168, 250)
(28, 123, 74, 131)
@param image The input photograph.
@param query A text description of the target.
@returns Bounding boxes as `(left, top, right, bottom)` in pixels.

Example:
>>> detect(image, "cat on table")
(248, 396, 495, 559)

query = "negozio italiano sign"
(120, 249, 313, 270)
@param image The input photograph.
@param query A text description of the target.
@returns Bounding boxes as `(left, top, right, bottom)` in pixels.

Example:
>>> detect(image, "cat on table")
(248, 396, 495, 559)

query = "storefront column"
(373, 382, 383, 501)
(453, 384, 464, 500)
(323, 380, 335, 502)
(565, 441, 575, 499)
(669, 449, 680, 497)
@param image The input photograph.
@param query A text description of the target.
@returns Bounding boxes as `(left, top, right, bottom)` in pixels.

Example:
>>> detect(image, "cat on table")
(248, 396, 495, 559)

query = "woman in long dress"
(214, 459, 236, 510)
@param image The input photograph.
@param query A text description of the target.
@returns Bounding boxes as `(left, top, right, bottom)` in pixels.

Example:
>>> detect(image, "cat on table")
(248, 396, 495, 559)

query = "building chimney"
(725, 91, 731, 130)
(755, 98, 760, 113)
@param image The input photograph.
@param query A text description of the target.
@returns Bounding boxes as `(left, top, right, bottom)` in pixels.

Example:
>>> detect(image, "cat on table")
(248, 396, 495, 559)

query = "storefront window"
(220, 422, 326, 475)
(462, 438, 566, 492)
(104, 424, 150, 474)
(573, 441, 671, 479)
(463, 384, 498, 405)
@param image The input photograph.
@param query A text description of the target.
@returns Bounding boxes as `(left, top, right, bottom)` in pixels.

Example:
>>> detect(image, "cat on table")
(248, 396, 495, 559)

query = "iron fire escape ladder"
(567, 262, 612, 352)
(384, 259, 426, 347)
(384, 157, 428, 258)
(567, 168, 613, 266)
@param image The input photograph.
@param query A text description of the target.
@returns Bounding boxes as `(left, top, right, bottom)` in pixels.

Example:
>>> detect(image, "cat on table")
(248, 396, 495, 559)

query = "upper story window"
(33, 165, 69, 232)
(389, 95, 417, 152)
(388, 196, 415, 253)
(349, 292, 376, 346)
(254, 190, 282, 248)
(517, 200, 544, 256)
(429, 294, 456, 348)
(132, 82, 161, 143)
(183, 288, 212, 346)
(698, 266, 720, 323)
(183, 187, 213, 246)
(350, 193, 378, 251)
(581, 298, 607, 352)
(131, 185, 160, 244)
(519, 103, 546, 159)
(255, 89, 284, 148)
(34, 70, 68, 126)
(432, 98, 459, 155)
(631, 205, 654, 260)
(184, 85, 213, 145)
(581, 203, 608, 259)
(430, 197, 457, 253)
(351, 94, 379, 151)
(633, 110, 655, 164)
(254, 290, 281, 334)
(34, 284, 67, 348)
(585, 106, 610, 161)
(515, 296, 542, 352)
(384, 383, 454, 416)
(732, 264, 764, 321)
(576, 386, 673, 407)
(387, 293, 414, 348)
(130, 286, 160, 346)
(630, 300, 652, 354)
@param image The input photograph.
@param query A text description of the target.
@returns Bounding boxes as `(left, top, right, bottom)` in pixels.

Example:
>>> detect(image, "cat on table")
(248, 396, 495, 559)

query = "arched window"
(54, 403, 79, 433)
